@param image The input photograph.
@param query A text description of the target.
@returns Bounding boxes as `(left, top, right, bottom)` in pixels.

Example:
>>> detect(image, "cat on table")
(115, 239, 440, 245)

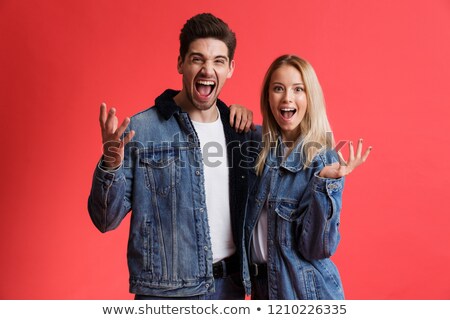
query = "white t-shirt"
(191, 111, 235, 263)
(251, 203, 268, 264)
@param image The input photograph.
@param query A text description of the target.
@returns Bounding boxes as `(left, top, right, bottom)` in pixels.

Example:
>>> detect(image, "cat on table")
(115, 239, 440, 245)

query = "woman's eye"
(295, 87, 305, 92)
(273, 86, 283, 92)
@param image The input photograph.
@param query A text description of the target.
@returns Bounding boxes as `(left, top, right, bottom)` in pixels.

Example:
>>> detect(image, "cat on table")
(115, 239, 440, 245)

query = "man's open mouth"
(280, 108, 297, 119)
(195, 80, 216, 97)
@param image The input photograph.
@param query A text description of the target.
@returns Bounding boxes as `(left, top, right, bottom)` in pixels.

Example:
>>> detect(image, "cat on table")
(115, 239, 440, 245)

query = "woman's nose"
(283, 89, 293, 102)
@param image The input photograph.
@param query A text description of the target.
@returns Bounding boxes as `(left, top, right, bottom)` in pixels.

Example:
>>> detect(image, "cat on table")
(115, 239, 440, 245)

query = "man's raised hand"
(99, 103, 135, 169)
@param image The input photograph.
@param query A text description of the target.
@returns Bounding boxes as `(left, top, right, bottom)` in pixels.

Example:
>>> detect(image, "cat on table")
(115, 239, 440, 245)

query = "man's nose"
(200, 61, 214, 77)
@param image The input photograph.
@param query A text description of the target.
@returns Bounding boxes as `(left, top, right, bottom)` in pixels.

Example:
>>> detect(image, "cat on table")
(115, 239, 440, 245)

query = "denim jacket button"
(195, 170, 201, 176)
(199, 208, 204, 212)
(203, 246, 208, 251)
(328, 183, 337, 190)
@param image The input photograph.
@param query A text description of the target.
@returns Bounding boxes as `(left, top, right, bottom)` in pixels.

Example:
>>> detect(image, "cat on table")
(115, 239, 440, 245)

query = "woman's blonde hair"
(255, 54, 334, 175)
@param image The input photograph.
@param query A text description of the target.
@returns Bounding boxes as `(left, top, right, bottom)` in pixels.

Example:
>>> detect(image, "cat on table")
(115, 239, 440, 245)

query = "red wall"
(1, 0, 449, 299)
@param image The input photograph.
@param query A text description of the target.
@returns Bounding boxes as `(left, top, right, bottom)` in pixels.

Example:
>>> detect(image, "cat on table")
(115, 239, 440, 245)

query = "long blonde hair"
(255, 54, 334, 175)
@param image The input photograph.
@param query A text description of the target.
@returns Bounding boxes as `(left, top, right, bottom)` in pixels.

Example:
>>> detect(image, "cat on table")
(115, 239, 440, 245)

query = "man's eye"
(215, 59, 225, 64)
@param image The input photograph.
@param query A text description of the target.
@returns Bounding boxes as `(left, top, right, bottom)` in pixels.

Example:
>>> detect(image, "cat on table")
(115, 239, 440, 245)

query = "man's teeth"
(197, 80, 215, 86)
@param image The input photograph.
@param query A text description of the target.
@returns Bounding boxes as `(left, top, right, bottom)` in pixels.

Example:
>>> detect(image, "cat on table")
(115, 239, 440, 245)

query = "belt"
(213, 254, 240, 278)
(250, 263, 267, 278)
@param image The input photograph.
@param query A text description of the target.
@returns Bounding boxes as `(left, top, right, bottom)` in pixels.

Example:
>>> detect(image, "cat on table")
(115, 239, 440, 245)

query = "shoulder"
(216, 99, 230, 121)
(246, 125, 263, 142)
(130, 106, 160, 123)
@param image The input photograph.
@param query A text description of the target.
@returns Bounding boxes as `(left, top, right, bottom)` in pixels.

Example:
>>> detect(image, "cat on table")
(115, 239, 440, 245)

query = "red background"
(1, 0, 449, 299)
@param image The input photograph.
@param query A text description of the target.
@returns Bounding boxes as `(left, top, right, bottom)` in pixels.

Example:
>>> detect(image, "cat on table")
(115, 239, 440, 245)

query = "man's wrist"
(99, 157, 122, 172)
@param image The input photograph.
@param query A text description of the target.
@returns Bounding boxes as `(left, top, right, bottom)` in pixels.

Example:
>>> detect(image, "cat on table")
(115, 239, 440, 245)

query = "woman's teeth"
(280, 108, 296, 119)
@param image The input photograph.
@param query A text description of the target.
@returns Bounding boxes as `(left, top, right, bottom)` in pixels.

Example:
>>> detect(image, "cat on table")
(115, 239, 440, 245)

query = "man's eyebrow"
(214, 55, 229, 61)
(187, 52, 205, 59)
(188, 52, 229, 61)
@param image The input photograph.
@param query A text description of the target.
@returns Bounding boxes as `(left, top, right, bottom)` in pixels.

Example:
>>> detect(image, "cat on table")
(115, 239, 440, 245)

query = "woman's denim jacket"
(88, 90, 250, 297)
(243, 139, 345, 299)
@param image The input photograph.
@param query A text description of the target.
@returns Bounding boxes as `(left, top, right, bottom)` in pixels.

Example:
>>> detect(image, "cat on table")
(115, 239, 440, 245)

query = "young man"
(88, 13, 253, 299)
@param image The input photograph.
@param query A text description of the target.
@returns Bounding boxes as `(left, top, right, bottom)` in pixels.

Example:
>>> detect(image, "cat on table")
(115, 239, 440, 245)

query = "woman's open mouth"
(280, 108, 297, 120)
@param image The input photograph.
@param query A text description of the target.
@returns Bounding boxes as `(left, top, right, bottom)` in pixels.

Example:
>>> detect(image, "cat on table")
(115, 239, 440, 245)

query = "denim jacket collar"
(266, 136, 306, 173)
(266, 136, 333, 174)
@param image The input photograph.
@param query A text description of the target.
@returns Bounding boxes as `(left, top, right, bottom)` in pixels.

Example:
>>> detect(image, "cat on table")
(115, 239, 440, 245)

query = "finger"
(122, 130, 136, 146)
(348, 141, 355, 162)
(99, 103, 107, 129)
(244, 121, 252, 133)
(113, 115, 118, 131)
(234, 114, 242, 132)
(229, 107, 236, 127)
(362, 146, 372, 162)
(238, 114, 248, 133)
(244, 112, 254, 133)
(356, 138, 363, 158)
(115, 117, 130, 138)
(105, 107, 117, 133)
(338, 151, 347, 166)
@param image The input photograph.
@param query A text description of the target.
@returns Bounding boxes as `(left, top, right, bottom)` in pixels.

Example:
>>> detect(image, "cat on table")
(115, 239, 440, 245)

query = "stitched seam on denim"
(103, 176, 114, 232)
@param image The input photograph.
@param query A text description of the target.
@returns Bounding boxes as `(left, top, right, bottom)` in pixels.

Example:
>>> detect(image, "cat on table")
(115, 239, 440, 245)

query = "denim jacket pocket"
(138, 149, 180, 196)
(274, 200, 301, 246)
(274, 200, 301, 222)
(139, 148, 179, 168)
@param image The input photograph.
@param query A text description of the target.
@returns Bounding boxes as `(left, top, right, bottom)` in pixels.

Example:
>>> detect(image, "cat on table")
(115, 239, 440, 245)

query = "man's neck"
(173, 91, 218, 123)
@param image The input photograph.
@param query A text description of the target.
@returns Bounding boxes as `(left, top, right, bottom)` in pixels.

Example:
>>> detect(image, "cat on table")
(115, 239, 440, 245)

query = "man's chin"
(193, 99, 216, 111)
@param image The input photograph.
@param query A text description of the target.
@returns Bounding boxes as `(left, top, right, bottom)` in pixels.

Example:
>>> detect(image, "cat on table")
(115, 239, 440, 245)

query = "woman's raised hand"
(319, 139, 372, 179)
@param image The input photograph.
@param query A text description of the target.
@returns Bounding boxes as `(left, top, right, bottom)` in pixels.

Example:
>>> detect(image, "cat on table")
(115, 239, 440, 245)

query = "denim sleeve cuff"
(312, 172, 344, 193)
(98, 160, 123, 172)
(95, 160, 124, 182)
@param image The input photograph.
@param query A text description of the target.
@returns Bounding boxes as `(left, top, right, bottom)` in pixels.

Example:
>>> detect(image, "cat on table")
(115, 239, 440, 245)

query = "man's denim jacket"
(88, 90, 250, 297)
(242, 139, 345, 299)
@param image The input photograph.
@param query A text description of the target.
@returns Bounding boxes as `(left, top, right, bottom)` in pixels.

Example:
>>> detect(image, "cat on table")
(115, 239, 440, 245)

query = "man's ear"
(227, 60, 235, 79)
(177, 56, 183, 74)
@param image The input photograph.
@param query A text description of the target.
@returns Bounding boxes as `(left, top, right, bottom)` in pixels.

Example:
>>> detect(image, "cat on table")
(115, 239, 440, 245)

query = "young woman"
(244, 54, 371, 299)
